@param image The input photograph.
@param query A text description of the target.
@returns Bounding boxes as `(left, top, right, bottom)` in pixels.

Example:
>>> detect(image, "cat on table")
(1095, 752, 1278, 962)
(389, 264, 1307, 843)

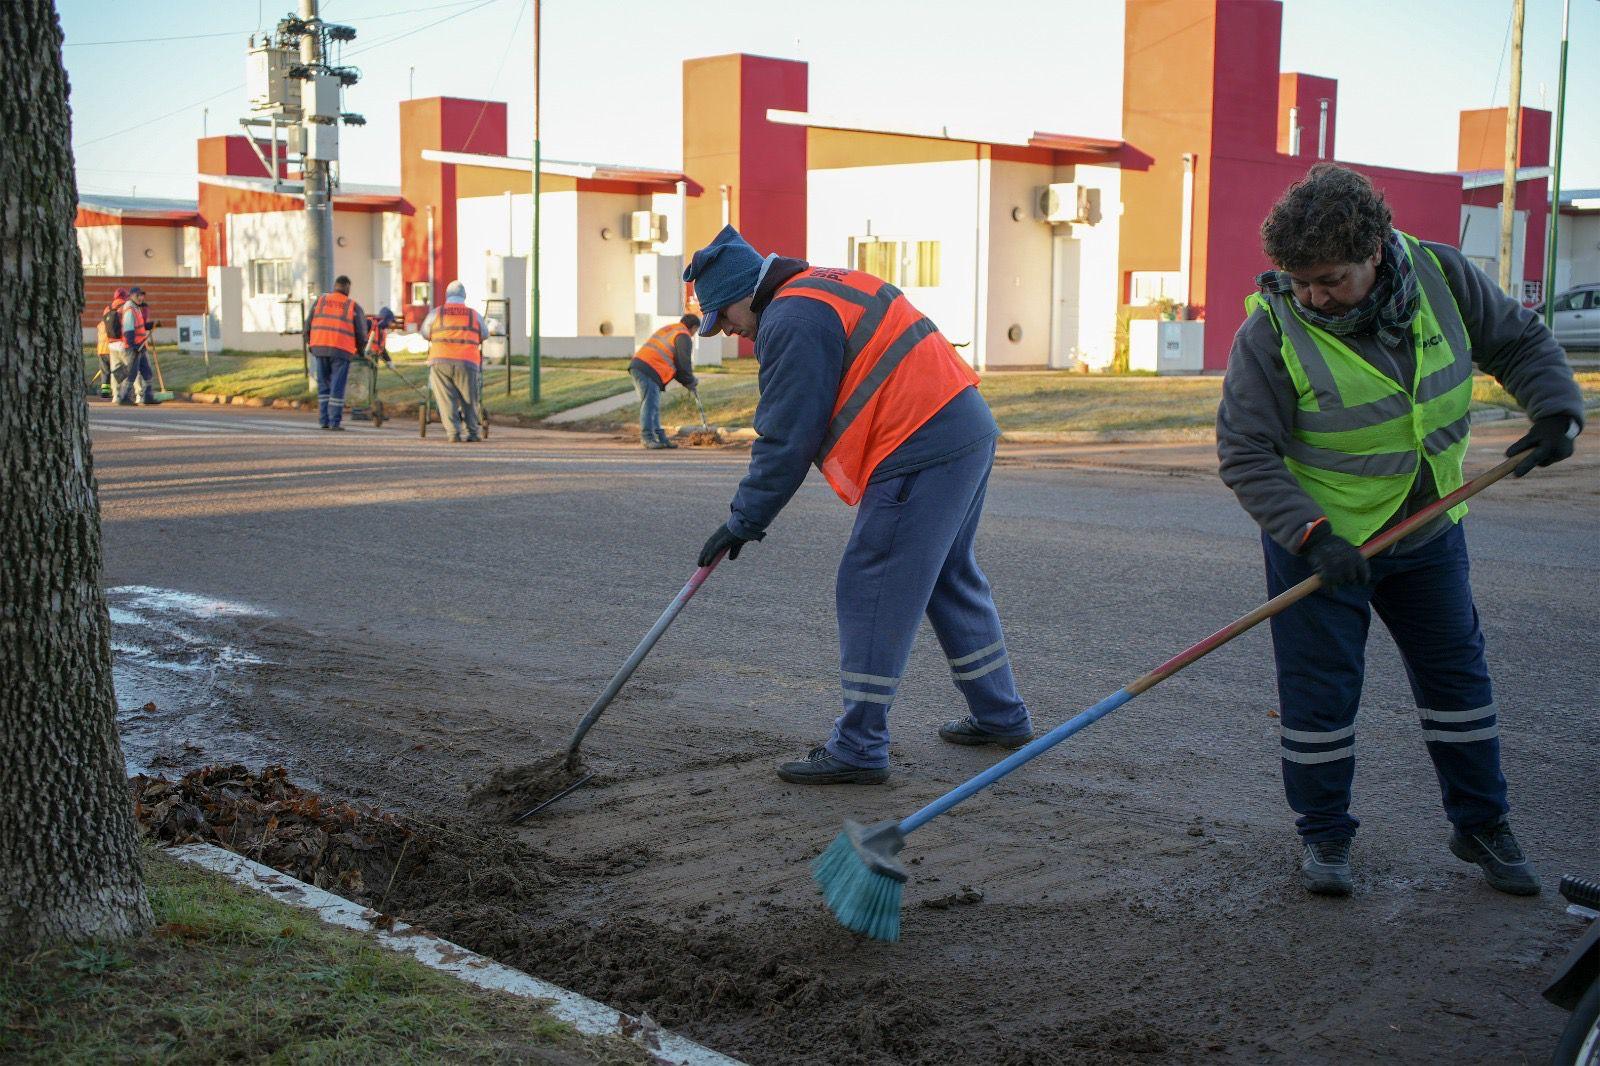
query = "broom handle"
(898, 452, 1526, 836)
(562, 551, 725, 767)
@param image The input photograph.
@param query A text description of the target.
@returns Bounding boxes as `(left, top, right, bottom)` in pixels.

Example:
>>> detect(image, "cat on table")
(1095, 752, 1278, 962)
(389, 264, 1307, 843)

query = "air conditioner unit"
(1036, 183, 1100, 225)
(629, 211, 667, 244)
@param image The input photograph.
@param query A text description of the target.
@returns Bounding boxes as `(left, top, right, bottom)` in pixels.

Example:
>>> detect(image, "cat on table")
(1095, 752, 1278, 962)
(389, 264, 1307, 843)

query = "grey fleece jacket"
(1217, 239, 1585, 553)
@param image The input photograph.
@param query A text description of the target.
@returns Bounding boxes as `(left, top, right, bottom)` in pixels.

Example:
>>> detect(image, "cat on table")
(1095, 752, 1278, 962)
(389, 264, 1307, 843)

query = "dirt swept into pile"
(133, 764, 1175, 1065)
(680, 428, 725, 447)
(466, 753, 596, 822)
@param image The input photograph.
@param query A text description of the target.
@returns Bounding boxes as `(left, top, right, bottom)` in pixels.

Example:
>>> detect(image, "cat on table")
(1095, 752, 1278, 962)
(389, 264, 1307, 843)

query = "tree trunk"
(0, 0, 152, 948)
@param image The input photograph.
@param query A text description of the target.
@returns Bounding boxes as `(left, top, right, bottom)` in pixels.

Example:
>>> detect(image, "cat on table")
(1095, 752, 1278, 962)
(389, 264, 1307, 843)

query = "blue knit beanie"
(683, 225, 763, 336)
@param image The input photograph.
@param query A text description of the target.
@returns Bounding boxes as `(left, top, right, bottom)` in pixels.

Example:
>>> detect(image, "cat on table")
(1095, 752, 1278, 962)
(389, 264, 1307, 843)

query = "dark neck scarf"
(1258, 229, 1419, 348)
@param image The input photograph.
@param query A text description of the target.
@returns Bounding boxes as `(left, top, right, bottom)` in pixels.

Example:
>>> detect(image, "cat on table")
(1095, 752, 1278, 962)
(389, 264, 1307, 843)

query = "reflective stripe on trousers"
(826, 439, 1031, 769)
(1262, 522, 1507, 842)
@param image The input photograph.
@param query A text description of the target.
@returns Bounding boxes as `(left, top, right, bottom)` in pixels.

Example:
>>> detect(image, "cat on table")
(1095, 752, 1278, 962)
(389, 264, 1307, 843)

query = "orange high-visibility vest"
(634, 322, 689, 385)
(308, 291, 358, 354)
(428, 304, 483, 365)
(770, 267, 980, 505)
(123, 303, 149, 349)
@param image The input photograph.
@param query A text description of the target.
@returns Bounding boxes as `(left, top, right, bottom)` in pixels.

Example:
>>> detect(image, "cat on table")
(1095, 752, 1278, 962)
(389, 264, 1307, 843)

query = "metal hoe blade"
(512, 771, 596, 822)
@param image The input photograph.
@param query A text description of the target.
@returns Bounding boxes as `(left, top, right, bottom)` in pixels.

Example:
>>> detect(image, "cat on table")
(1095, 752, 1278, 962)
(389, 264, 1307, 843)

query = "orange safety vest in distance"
(770, 267, 979, 505)
(123, 304, 149, 349)
(634, 322, 689, 385)
(428, 304, 483, 365)
(308, 291, 358, 354)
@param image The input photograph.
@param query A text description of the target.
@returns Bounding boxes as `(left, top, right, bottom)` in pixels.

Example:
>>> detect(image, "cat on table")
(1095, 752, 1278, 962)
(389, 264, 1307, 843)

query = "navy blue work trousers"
(1264, 521, 1508, 843)
(826, 439, 1032, 768)
(315, 355, 351, 427)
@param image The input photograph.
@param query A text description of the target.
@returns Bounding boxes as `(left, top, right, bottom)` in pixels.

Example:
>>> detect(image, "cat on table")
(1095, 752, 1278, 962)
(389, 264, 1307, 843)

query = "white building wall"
(120, 224, 184, 276)
(1065, 163, 1122, 371)
(1555, 212, 1600, 293)
(806, 158, 983, 355)
(380, 211, 405, 312)
(77, 225, 122, 275)
(330, 211, 379, 310)
(576, 191, 643, 340)
(228, 211, 308, 332)
(455, 189, 647, 357)
(985, 159, 1056, 368)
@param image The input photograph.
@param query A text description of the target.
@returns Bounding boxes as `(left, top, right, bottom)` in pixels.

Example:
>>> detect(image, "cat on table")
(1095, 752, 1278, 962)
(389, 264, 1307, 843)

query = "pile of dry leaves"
(132, 764, 426, 900)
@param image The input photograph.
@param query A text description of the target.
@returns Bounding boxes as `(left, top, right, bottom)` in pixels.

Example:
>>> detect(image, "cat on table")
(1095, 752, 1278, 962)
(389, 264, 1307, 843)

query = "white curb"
(166, 843, 744, 1066)
(542, 389, 639, 424)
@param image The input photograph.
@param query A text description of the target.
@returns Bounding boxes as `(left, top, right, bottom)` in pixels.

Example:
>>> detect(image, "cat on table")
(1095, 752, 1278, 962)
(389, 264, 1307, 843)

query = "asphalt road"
(91, 399, 1599, 1064)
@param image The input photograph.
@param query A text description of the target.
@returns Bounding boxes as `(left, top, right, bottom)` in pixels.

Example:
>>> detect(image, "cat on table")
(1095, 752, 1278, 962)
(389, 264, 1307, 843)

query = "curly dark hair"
(1260, 163, 1393, 270)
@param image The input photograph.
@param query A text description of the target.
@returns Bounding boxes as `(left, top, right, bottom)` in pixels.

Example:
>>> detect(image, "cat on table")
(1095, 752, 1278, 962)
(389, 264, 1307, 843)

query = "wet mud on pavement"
(110, 585, 1585, 1065)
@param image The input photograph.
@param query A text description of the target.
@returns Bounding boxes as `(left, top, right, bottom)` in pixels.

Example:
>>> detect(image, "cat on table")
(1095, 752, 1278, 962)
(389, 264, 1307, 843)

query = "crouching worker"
(685, 225, 1034, 785)
(1217, 163, 1584, 898)
(630, 314, 701, 449)
(421, 281, 485, 443)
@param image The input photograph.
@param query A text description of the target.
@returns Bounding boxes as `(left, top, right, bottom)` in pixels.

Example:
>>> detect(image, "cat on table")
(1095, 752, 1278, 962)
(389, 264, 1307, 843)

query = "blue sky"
(60, 0, 1600, 201)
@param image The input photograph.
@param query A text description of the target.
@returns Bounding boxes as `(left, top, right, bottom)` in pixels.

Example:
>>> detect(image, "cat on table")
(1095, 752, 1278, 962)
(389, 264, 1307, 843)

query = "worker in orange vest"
(685, 224, 1035, 785)
(629, 314, 701, 449)
(420, 280, 486, 443)
(118, 287, 156, 406)
(303, 275, 370, 431)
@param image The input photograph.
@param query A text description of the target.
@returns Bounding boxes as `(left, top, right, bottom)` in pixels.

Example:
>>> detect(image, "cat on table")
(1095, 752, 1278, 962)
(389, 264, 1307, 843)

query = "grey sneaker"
(1300, 837, 1353, 896)
(643, 438, 669, 449)
(938, 716, 1034, 749)
(1449, 818, 1540, 896)
(776, 746, 888, 785)
(656, 436, 679, 449)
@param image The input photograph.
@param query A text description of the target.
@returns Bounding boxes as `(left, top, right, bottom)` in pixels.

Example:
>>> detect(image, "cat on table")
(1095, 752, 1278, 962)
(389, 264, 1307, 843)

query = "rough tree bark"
(0, 0, 153, 948)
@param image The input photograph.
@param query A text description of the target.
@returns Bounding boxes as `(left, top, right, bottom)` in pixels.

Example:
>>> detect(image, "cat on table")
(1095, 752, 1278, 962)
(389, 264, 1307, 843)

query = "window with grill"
(851, 238, 941, 288)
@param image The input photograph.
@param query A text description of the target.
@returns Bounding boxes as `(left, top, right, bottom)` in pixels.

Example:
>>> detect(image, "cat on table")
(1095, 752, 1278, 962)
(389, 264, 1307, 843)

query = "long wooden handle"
(1124, 452, 1524, 696)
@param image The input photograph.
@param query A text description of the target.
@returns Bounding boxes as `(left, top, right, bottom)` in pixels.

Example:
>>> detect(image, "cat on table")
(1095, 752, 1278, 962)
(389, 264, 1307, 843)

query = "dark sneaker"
(643, 439, 669, 449)
(656, 437, 679, 449)
(115, 399, 136, 406)
(143, 397, 162, 406)
(938, 716, 1034, 749)
(328, 424, 344, 432)
(776, 746, 888, 785)
(1300, 838, 1353, 896)
(1449, 819, 1540, 896)
(464, 433, 480, 442)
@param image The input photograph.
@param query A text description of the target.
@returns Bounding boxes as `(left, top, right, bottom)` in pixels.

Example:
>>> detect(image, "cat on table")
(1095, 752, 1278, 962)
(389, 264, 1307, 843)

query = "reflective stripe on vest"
(1244, 232, 1474, 544)
(635, 322, 688, 385)
(770, 267, 979, 505)
(428, 305, 483, 364)
(308, 292, 358, 353)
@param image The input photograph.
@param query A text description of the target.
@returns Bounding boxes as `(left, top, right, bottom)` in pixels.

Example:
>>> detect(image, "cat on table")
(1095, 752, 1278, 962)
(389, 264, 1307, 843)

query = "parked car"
(1548, 285, 1600, 350)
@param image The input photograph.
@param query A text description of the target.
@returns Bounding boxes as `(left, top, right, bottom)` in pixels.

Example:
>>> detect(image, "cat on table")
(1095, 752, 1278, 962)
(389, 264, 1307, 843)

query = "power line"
(63, 1, 490, 49)
(68, 0, 506, 153)
(460, 0, 529, 152)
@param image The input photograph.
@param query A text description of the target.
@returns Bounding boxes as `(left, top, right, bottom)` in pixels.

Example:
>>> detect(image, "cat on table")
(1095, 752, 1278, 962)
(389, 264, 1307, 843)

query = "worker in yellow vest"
(629, 314, 700, 449)
(1218, 163, 1583, 899)
(303, 275, 369, 431)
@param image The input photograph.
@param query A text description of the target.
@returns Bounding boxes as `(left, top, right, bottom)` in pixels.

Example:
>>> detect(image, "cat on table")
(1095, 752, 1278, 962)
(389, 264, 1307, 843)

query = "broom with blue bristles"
(813, 452, 1527, 941)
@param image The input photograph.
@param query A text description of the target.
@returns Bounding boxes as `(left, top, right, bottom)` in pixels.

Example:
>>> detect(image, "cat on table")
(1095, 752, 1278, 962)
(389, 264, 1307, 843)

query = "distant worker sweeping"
(1217, 163, 1584, 898)
(630, 314, 701, 449)
(304, 275, 370, 431)
(684, 225, 1034, 784)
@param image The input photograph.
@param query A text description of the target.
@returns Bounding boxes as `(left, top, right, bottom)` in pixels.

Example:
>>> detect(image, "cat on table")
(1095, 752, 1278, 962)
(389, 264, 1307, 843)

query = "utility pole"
(1498, 0, 1526, 297)
(300, 0, 333, 299)
(528, 0, 542, 404)
(1543, 0, 1572, 325)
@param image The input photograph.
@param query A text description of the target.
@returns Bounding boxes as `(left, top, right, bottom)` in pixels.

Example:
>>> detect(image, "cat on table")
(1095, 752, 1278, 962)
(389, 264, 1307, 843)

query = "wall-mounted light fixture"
(1007, 324, 1023, 343)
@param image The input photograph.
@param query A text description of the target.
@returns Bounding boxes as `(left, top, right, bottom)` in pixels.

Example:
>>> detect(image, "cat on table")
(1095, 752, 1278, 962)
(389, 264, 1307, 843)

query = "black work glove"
(698, 524, 749, 567)
(1506, 416, 1577, 477)
(1301, 521, 1370, 589)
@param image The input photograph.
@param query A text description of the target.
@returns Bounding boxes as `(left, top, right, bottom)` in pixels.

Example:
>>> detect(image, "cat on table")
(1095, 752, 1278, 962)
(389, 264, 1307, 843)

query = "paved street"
(92, 399, 1599, 1063)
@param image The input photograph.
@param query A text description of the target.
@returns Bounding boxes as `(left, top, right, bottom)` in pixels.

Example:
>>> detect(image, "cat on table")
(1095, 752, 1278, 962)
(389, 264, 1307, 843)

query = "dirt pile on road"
(133, 765, 1183, 1064)
(681, 428, 724, 447)
(466, 753, 595, 821)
